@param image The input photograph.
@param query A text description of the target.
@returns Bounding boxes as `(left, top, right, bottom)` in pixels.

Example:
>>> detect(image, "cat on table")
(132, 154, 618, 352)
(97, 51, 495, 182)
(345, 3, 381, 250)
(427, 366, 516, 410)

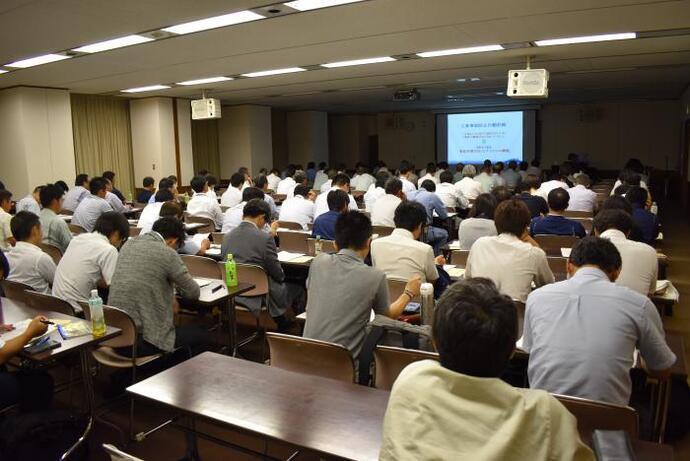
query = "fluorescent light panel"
(177, 76, 233, 86)
(322, 56, 395, 68)
(121, 84, 171, 93)
(534, 32, 636, 47)
(6, 53, 71, 68)
(242, 67, 306, 78)
(73, 35, 153, 53)
(416, 44, 503, 58)
(162, 10, 264, 35)
(0, 70, 7, 74)
(284, 0, 364, 11)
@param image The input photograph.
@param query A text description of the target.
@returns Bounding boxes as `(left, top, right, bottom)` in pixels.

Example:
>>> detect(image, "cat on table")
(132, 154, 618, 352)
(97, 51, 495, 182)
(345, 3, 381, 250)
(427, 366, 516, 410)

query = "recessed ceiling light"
(121, 84, 171, 93)
(495, 92, 504, 95)
(284, 0, 364, 11)
(177, 76, 233, 86)
(322, 56, 395, 68)
(6, 54, 71, 68)
(457, 78, 466, 82)
(470, 77, 481, 81)
(534, 32, 636, 47)
(0, 70, 7, 74)
(73, 35, 153, 53)
(241, 67, 306, 78)
(162, 10, 264, 35)
(417, 44, 503, 58)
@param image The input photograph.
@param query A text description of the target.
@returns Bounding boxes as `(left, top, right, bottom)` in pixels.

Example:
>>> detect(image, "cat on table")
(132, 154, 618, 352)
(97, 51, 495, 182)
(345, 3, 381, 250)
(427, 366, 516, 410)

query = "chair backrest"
(24, 291, 76, 316)
(69, 224, 86, 234)
(277, 220, 303, 230)
(278, 231, 309, 253)
(554, 394, 639, 439)
(534, 235, 579, 253)
(450, 249, 470, 267)
(306, 238, 337, 256)
(572, 218, 593, 235)
(231, 263, 269, 297)
(184, 216, 215, 233)
(129, 227, 142, 237)
(181, 255, 223, 280)
(39, 243, 63, 266)
(563, 210, 593, 218)
(59, 209, 74, 216)
(514, 301, 526, 338)
(387, 277, 421, 303)
(80, 303, 137, 349)
(547, 256, 568, 279)
(0, 280, 34, 304)
(211, 232, 225, 245)
(266, 332, 355, 383)
(102, 444, 145, 461)
(374, 345, 439, 390)
(372, 225, 394, 237)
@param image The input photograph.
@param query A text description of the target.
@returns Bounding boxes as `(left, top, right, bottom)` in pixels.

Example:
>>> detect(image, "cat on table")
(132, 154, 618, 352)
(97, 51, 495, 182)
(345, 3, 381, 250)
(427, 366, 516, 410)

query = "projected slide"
(447, 111, 523, 164)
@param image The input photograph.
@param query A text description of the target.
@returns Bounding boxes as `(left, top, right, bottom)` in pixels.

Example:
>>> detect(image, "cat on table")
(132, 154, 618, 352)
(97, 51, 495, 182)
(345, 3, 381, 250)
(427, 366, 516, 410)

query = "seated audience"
(515, 176, 548, 218)
(306, 162, 317, 184)
(62, 174, 90, 212)
(600, 195, 645, 243)
(435, 161, 449, 182)
(39, 184, 71, 253)
(363, 170, 390, 210)
(419, 162, 438, 184)
(15, 186, 42, 215)
(206, 175, 218, 196)
(408, 180, 448, 255)
(319, 168, 337, 193)
(222, 187, 267, 233)
(454, 164, 483, 200)
(220, 173, 244, 207)
(254, 175, 278, 218)
(475, 161, 496, 193)
(312, 189, 349, 241)
(303, 212, 421, 359)
(611, 168, 648, 196)
(104, 178, 126, 212)
(491, 186, 513, 204)
(314, 173, 358, 218)
(351, 165, 376, 192)
(52, 212, 128, 311)
(523, 236, 675, 405)
(267, 168, 282, 192)
(71, 177, 113, 232)
(371, 178, 404, 228)
(452, 163, 464, 183)
(222, 200, 304, 330)
(627, 186, 659, 244)
(103, 171, 125, 202)
(466, 199, 553, 302)
(535, 171, 569, 199)
(137, 176, 156, 203)
(492, 162, 506, 187)
(530, 188, 586, 237)
(276, 165, 297, 196)
(458, 193, 498, 250)
(500, 160, 521, 189)
(566, 174, 597, 213)
(436, 171, 469, 210)
(594, 209, 657, 295)
(526, 159, 541, 177)
(148, 177, 178, 204)
(313, 162, 329, 191)
(187, 175, 224, 230)
(6, 212, 56, 293)
(55, 180, 69, 194)
(0, 190, 14, 251)
(278, 184, 315, 229)
(380, 278, 593, 461)
(110, 217, 203, 356)
(158, 202, 211, 256)
(518, 160, 529, 181)
(397, 161, 417, 194)
(287, 171, 308, 199)
(138, 189, 174, 233)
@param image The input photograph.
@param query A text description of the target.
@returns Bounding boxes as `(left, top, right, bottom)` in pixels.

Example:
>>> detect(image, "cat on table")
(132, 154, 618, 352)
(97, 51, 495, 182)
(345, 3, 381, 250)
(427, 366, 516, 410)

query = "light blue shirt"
(62, 186, 89, 212)
(407, 189, 447, 223)
(71, 195, 112, 232)
(16, 196, 40, 215)
(523, 267, 676, 405)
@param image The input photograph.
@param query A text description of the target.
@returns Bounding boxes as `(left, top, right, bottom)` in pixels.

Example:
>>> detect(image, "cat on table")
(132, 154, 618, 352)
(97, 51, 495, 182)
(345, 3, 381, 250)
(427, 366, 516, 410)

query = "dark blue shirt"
(530, 215, 586, 237)
(136, 189, 153, 203)
(312, 210, 339, 241)
(632, 205, 659, 244)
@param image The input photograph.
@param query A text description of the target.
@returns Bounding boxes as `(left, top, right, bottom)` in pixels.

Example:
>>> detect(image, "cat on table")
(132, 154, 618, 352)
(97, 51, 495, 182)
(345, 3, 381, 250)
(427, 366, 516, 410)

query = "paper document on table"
(205, 248, 221, 256)
(277, 251, 305, 262)
(515, 336, 524, 351)
(560, 248, 571, 258)
(289, 255, 314, 264)
(191, 233, 210, 245)
(655, 280, 670, 294)
(448, 240, 461, 250)
(653, 280, 679, 301)
(443, 265, 465, 279)
(193, 277, 215, 288)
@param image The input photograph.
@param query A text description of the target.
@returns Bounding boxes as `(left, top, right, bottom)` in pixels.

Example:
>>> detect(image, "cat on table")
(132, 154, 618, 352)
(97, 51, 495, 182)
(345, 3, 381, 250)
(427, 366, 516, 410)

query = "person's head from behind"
(307, 161, 315, 170)
(491, 186, 512, 204)
(518, 175, 540, 194)
(154, 189, 175, 203)
(494, 199, 530, 238)
(394, 201, 427, 239)
(594, 209, 633, 237)
(420, 179, 435, 193)
(332, 173, 350, 192)
(242, 187, 264, 203)
(398, 161, 411, 177)
(143, 176, 155, 190)
(104, 178, 114, 192)
(508, 160, 517, 171)
(494, 161, 504, 173)
(11, 211, 41, 244)
(206, 175, 218, 191)
(294, 171, 307, 186)
(0, 190, 12, 212)
(242, 198, 272, 228)
(327, 189, 349, 214)
(318, 162, 327, 170)
(455, 163, 464, 173)
(230, 172, 244, 189)
(254, 175, 269, 192)
(190, 175, 208, 194)
(158, 177, 173, 193)
(55, 181, 69, 193)
(547, 187, 569, 213)
(482, 159, 492, 173)
(626, 186, 648, 209)
(425, 162, 436, 175)
(285, 165, 297, 178)
(94, 211, 129, 248)
(439, 170, 454, 184)
(568, 236, 622, 282)
(437, 161, 448, 171)
(468, 193, 497, 219)
(519, 161, 528, 171)
(31, 185, 43, 201)
(334, 211, 372, 255)
(152, 216, 186, 250)
(167, 175, 178, 190)
(160, 201, 183, 220)
(601, 195, 633, 215)
(384, 178, 403, 199)
(624, 158, 644, 175)
(433, 278, 517, 377)
(89, 177, 108, 198)
(102, 171, 116, 185)
(75, 174, 89, 187)
(238, 167, 250, 179)
(294, 184, 313, 201)
(39, 184, 65, 212)
(375, 170, 391, 189)
(462, 164, 477, 178)
(575, 174, 591, 188)
(197, 169, 209, 177)
(618, 169, 641, 186)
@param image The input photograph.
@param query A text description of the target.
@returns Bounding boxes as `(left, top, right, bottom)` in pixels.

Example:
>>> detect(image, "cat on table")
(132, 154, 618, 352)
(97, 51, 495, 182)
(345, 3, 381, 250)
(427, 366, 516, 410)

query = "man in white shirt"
(371, 201, 443, 283)
(313, 162, 329, 191)
(436, 171, 469, 210)
(466, 199, 554, 302)
(492, 162, 507, 188)
(287, 171, 308, 199)
(147, 177, 178, 204)
(15, 186, 42, 216)
(351, 165, 376, 192)
(187, 176, 224, 230)
(314, 174, 358, 219)
(104, 179, 126, 213)
(475, 162, 496, 193)
(566, 174, 598, 213)
(278, 185, 315, 229)
(398, 161, 417, 195)
(266, 169, 281, 192)
(62, 174, 90, 212)
(220, 173, 244, 207)
(0, 190, 14, 250)
(363, 171, 390, 210)
(254, 175, 278, 219)
(371, 178, 403, 227)
(138, 190, 174, 233)
(594, 209, 657, 295)
(536, 172, 570, 200)
(434, 161, 448, 183)
(39, 184, 72, 253)
(276, 166, 297, 196)
(6, 211, 56, 294)
(501, 160, 521, 190)
(418, 162, 439, 185)
(222, 187, 271, 234)
(454, 164, 483, 200)
(53, 212, 128, 311)
(71, 177, 113, 232)
(380, 278, 594, 461)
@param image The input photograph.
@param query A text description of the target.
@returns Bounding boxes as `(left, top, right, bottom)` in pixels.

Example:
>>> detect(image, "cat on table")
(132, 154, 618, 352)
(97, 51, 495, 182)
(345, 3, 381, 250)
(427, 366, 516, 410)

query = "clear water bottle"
(89, 289, 106, 338)
(225, 253, 238, 288)
(314, 235, 323, 256)
(651, 202, 658, 215)
(420, 283, 434, 326)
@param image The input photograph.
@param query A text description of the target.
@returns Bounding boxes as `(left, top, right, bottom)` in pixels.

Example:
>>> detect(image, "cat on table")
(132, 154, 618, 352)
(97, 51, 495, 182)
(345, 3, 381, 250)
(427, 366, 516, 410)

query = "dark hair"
(152, 217, 186, 248)
(294, 171, 307, 185)
(433, 278, 517, 377)
(601, 195, 632, 215)
(335, 211, 372, 250)
(158, 178, 174, 190)
(167, 175, 178, 184)
(547, 187, 570, 211)
(439, 171, 454, 184)
(294, 184, 311, 198)
(285, 165, 297, 177)
(438, 161, 448, 170)
(491, 186, 512, 204)
(374, 170, 391, 189)
(318, 162, 327, 169)
(307, 162, 315, 169)
(384, 178, 403, 195)
(518, 175, 541, 193)
(10, 211, 40, 241)
(94, 211, 129, 241)
(242, 198, 271, 220)
(494, 199, 530, 236)
(142, 176, 155, 188)
(39, 184, 65, 208)
(575, 174, 591, 187)
(327, 189, 349, 212)
(332, 173, 350, 187)
(594, 209, 633, 235)
(519, 161, 528, 171)
(394, 201, 427, 232)
(154, 189, 175, 203)
(508, 160, 517, 170)
(398, 161, 411, 175)
(426, 162, 437, 174)
(420, 179, 436, 192)
(254, 175, 268, 190)
(190, 176, 207, 193)
(0, 190, 12, 204)
(613, 184, 630, 196)
(242, 187, 264, 202)
(206, 175, 217, 188)
(159, 201, 183, 219)
(197, 169, 209, 176)
(230, 173, 244, 188)
(569, 236, 622, 273)
(468, 193, 497, 219)
(75, 174, 89, 187)
(626, 186, 647, 207)
(102, 171, 115, 182)
(55, 180, 69, 192)
(238, 167, 249, 175)
(0, 181, 4, 190)
(89, 177, 107, 195)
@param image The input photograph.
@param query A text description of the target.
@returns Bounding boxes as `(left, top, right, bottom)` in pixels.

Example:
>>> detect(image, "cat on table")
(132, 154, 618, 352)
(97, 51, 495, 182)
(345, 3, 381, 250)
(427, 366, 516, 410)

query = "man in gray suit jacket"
(221, 199, 304, 331)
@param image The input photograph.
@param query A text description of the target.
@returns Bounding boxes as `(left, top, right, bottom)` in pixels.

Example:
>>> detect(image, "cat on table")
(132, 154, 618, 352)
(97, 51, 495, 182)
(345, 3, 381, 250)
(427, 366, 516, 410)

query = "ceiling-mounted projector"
(191, 98, 221, 120)
(506, 69, 549, 98)
(393, 88, 420, 101)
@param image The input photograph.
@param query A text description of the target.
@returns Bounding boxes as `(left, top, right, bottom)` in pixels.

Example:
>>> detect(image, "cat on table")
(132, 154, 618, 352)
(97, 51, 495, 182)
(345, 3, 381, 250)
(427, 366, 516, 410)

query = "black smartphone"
(24, 339, 61, 355)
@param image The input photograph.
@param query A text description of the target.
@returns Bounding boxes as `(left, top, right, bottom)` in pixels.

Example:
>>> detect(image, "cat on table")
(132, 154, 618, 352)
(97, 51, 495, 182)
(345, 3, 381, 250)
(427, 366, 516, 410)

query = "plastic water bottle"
(89, 289, 106, 338)
(314, 235, 323, 256)
(225, 253, 238, 288)
(651, 202, 658, 215)
(420, 283, 434, 326)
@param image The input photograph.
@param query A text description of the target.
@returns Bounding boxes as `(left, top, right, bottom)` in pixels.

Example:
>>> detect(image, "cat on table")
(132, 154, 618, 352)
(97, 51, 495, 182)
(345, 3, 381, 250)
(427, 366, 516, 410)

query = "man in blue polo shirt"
(530, 188, 586, 237)
(312, 189, 349, 241)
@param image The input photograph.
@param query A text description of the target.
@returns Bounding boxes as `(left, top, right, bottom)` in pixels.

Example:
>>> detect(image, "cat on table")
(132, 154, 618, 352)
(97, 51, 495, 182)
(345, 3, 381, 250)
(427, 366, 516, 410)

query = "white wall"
(287, 111, 328, 167)
(218, 105, 273, 178)
(176, 99, 194, 185)
(129, 97, 176, 186)
(0, 87, 75, 196)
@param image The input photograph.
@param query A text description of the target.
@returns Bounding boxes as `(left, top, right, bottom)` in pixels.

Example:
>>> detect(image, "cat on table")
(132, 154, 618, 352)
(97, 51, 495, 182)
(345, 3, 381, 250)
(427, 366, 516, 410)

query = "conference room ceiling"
(1, 0, 690, 112)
